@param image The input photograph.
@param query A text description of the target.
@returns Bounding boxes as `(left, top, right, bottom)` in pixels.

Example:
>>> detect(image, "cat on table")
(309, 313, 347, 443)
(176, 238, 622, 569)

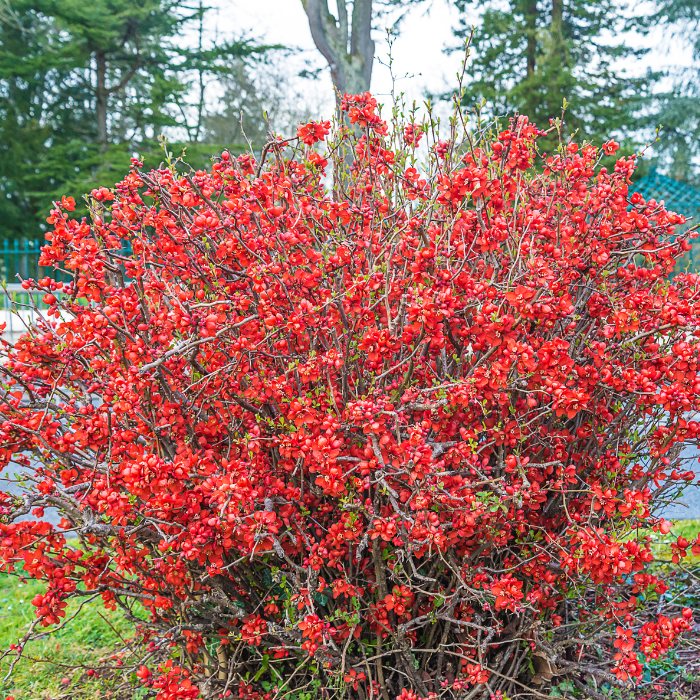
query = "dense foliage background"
(2, 0, 700, 242)
(0, 0, 282, 239)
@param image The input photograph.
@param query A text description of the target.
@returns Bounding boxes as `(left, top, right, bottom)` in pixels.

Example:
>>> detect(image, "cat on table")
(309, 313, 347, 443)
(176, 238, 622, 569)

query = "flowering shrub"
(0, 92, 699, 699)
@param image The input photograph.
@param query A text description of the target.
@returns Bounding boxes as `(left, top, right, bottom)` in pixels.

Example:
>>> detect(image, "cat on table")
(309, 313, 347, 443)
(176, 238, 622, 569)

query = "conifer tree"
(642, 0, 700, 183)
(0, 0, 269, 239)
(452, 0, 652, 150)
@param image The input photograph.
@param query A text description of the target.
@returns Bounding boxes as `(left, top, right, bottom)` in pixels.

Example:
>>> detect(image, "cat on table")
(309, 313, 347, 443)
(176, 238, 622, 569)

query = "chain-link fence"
(633, 169, 700, 274)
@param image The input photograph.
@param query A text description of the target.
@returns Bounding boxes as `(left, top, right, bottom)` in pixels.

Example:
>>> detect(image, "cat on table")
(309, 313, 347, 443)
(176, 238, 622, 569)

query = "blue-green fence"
(1, 238, 133, 286)
(0, 239, 131, 336)
(0, 240, 60, 325)
(633, 169, 700, 274)
(1, 239, 73, 286)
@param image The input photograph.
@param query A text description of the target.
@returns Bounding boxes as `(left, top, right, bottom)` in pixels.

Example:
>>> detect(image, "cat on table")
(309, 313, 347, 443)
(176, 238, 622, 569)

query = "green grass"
(656, 518, 700, 566)
(669, 518, 700, 544)
(0, 573, 140, 700)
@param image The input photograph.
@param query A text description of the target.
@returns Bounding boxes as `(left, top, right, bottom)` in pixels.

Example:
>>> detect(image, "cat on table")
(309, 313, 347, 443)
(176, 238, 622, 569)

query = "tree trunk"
(195, 0, 205, 141)
(301, 0, 375, 102)
(350, 0, 373, 92)
(550, 0, 565, 59)
(526, 0, 538, 77)
(95, 50, 108, 152)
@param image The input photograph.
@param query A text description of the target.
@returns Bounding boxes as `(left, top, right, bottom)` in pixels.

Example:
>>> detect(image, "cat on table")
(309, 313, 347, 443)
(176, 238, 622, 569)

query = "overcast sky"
(214, 0, 467, 109)
(204, 0, 694, 120)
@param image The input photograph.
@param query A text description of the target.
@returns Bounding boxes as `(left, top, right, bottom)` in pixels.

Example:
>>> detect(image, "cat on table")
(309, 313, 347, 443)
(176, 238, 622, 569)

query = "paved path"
(1, 463, 62, 528)
(656, 447, 700, 521)
(658, 484, 700, 521)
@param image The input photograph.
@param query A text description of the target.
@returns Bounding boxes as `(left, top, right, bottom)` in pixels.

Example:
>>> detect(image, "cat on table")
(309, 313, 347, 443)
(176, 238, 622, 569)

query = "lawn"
(659, 518, 700, 565)
(670, 518, 700, 547)
(0, 573, 144, 700)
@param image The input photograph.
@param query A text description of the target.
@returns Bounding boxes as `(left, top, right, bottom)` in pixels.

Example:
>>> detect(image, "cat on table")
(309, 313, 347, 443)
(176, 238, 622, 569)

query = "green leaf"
(253, 654, 270, 681)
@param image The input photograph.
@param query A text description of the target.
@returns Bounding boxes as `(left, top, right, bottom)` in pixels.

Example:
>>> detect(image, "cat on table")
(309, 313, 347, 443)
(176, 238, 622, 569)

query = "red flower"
(297, 120, 331, 146)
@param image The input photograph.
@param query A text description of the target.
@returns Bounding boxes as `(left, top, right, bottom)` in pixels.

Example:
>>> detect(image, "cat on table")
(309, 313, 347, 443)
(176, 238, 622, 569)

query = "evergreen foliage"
(640, 0, 700, 183)
(0, 0, 271, 240)
(450, 0, 653, 152)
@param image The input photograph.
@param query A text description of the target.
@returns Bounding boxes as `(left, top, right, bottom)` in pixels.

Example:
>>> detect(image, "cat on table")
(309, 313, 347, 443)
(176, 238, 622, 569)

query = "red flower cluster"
(490, 575, 524, 612)
(296, 120, 331, 146)
(0, 93, 698, 698)
(152, 661, 199, 700)
(613, 609, 693, 681)
(403, 123, 424, 147)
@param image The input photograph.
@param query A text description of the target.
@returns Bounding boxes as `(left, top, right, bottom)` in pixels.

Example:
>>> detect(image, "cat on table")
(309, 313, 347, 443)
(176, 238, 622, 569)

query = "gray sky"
(209, 0, 476, 113)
